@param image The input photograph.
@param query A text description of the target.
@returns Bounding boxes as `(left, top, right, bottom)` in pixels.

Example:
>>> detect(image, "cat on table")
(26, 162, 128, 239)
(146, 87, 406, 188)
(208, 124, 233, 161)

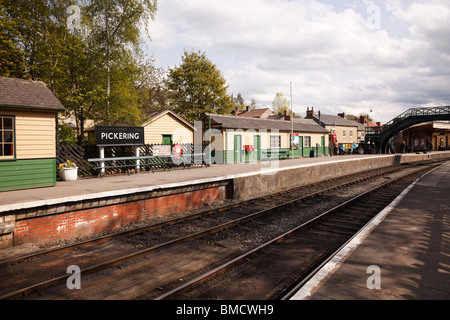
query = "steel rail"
(0, 162, 410, 268)
(153, 163, 439, 300)
(1, 161, 443, 300)
(0, 170, 387, 299)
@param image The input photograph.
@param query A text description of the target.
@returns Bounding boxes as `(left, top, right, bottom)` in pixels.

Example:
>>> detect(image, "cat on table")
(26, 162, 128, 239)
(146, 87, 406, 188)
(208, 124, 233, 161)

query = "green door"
(234, 135, 242, 163)
(299, 136, 304, 157)
(254, 135, 261, 161)
(162, 135, 172, 145)
(322, 136, 326, 156)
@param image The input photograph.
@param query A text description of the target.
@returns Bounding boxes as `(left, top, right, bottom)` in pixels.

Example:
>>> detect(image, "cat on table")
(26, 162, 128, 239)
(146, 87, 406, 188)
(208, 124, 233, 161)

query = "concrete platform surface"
(292, 160, 450, 300)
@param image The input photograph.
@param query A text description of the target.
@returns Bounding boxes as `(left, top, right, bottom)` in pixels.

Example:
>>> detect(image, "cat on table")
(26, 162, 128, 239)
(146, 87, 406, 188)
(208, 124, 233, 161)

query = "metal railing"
(366, 106, 450, 135)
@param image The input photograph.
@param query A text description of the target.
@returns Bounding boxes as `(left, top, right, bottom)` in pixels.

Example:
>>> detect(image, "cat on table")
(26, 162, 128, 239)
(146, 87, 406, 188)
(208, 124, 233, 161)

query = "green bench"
(88, 154, 209, 178)
(262, 150, 291, 161)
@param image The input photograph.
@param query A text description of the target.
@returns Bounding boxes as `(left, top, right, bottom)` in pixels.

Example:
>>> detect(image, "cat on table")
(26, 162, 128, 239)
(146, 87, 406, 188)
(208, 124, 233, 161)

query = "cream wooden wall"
(0, 109, 56, 159)
(144, 113, 194, 144)
(223, 129, 328, 150)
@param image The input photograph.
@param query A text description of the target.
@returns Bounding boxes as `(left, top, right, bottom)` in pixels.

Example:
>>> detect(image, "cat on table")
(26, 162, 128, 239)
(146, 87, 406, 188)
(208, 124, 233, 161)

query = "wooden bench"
(262, 150, 291, 161)
(88, 153, 209, 178)
(162, 153, 210, 171)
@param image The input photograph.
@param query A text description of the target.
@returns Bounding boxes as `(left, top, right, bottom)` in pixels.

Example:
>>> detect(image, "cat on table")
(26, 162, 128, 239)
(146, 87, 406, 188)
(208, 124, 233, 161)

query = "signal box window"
(0, 116, 15, 159)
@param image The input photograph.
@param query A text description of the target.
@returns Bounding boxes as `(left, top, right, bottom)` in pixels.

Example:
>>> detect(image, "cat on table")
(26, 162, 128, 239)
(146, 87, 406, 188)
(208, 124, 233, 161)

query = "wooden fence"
(56, 144, 209, 178)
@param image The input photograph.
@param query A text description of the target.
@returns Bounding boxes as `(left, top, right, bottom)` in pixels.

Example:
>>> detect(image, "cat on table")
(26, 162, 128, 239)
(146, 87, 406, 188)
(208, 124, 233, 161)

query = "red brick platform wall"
(14, 186, 226, 246)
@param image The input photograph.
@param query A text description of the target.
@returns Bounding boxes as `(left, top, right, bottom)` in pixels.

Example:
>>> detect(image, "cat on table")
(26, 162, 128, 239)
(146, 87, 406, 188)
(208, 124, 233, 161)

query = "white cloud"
(145, 0, 450, 123)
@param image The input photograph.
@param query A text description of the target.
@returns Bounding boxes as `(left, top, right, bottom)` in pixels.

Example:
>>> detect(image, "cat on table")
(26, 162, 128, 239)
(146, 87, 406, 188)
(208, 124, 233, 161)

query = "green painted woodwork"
(0, 158, 56, 192)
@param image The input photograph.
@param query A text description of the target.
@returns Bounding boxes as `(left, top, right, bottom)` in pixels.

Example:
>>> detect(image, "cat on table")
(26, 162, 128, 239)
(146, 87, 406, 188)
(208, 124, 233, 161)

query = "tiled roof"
(238, 108, 272, 118)
(314, 114, 359, 127)
(206, 114, 330, 133)
(0, 77, 65, 111)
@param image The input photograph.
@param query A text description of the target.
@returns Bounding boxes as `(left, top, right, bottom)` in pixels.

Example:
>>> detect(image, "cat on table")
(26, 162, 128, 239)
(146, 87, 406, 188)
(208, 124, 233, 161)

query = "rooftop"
(205, 113, 330, 134)
(0, 77, 65, 111)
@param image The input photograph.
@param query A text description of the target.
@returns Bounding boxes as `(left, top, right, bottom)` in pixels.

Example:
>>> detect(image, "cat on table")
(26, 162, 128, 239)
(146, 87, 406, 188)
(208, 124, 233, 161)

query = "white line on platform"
(289, 164, 442, 300)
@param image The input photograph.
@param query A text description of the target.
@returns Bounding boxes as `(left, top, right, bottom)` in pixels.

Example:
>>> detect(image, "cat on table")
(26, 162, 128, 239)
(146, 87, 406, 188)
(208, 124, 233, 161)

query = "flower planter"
(60, 167, 78, 181)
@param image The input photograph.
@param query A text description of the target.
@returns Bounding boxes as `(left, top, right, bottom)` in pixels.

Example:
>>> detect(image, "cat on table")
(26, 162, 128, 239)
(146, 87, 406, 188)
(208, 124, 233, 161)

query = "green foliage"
(58, 124, 77, 145)
(0, 3, 28, 78)
(1, 0, 159, 145)
(272, 92, 290, 114)
(168, 50, 234, 123)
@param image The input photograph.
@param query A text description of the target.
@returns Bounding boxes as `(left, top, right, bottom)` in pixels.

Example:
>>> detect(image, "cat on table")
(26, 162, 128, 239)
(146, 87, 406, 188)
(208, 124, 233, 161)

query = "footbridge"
(365, 106, 450, 153)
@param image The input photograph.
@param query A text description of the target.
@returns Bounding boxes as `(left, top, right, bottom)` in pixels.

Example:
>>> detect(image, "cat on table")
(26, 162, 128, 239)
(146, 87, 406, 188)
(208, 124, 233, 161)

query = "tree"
(272, 92, 290, 114)
(136, 55, 172, 114)
(359, 113, 373, 121)
(0, 0, 72, 86)
(168, 50, 234, 123)
(233, 93, 246, 112)
(250, 97, 258, 110)
(0, 3, 28, 78)
(84, 0, 157, 122)
(1, 0, 160, 144)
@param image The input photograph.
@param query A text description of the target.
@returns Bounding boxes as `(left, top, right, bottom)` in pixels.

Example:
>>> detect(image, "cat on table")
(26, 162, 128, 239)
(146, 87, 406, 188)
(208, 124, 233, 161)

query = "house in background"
(236, 106, 274, 119)
(306, 107, 361, 153)
(143, 110, 194, 145)
(236, 106, 294, 121)
(0, 77, 65, 192)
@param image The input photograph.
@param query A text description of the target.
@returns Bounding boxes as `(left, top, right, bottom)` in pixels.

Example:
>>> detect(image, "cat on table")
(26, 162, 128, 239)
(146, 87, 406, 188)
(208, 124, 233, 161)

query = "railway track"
(156, 163, 443, 300)
(0, 160, 445, 300)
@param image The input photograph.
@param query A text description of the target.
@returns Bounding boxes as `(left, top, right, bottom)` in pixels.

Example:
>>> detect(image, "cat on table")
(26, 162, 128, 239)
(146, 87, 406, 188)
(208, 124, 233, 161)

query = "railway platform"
(1, 152, 450, 260)
(2, 152, 449, 212)
(291, 160, 450, 300)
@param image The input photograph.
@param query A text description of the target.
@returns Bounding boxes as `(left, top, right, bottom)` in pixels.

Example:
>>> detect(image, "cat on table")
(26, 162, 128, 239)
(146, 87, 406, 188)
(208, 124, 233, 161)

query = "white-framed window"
(304, 136, 311, 148)
(0, 115, 15, 159)
(270, 135, 281, 149)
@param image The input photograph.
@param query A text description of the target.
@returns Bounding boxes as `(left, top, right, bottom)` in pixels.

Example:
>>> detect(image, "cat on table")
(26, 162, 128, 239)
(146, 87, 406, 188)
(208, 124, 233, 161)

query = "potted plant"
(58, 160, 78, 181)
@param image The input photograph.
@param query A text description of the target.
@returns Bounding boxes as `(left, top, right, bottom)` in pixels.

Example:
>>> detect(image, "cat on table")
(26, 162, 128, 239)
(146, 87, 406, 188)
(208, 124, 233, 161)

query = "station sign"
(95, 126, 144, 147)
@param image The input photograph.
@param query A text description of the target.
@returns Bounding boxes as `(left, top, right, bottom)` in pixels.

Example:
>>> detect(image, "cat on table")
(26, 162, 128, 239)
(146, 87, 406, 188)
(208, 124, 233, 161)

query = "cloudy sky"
(143, 0, 450, 123)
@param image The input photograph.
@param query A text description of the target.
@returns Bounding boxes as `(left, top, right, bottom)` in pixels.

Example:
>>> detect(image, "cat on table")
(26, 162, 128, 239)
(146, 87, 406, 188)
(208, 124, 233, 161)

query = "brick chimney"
(359, 116, 366, 125)
(284, 110, 291, 121)
(338, 112, 346, 118)
(306, 107, 315, 119)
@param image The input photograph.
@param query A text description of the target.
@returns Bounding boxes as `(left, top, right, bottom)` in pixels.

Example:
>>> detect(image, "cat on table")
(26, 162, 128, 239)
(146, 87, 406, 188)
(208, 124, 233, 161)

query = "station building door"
(234, 135, 242, 163)
(254, 135, 261, 161)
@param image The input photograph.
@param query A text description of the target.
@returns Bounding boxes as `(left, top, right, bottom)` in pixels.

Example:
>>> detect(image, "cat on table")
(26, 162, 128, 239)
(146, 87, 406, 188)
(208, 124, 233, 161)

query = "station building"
(0, 77, 65, 192)
(86, 110, 195, 146)
(305, 107, 364, 153)
(143, 110, 194, 145)
(202, 113, 330, 164)
(394, 122, 450, 152)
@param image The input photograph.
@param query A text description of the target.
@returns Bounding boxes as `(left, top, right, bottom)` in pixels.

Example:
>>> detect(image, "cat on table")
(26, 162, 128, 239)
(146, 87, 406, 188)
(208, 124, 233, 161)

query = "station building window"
(0, 115, 15, 159)
(270, 135, 281, 149)
(304, 136, 311, 148)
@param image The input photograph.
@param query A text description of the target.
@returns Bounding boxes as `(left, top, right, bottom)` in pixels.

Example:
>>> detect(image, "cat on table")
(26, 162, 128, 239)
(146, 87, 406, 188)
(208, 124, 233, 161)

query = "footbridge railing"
(365, 106, 450, 153)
